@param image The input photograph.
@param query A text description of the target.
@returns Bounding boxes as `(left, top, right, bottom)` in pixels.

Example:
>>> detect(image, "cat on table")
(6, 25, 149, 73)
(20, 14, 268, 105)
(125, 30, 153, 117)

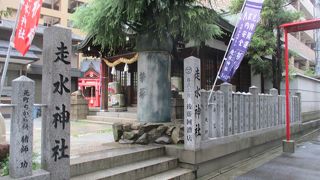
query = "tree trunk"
(136, 33, 173, 123)
(261, 72, 265, 93)
(276, 27, 282, 94)
(272, 54, 277, 89)
(137, 52, 171, 123)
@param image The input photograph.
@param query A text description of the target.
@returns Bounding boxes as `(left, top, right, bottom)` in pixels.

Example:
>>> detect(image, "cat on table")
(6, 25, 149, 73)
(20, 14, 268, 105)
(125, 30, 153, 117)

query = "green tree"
(71, 0, 222, 53)
(72, 0, 224, 122)
(230, 0, 300, 92)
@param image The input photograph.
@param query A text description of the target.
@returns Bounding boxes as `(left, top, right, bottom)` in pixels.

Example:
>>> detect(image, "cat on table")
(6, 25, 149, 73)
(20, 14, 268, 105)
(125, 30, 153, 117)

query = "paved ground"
(202, 130, 320, 180)
(4, 118, 115, 157)
(236, 137, 320, 180)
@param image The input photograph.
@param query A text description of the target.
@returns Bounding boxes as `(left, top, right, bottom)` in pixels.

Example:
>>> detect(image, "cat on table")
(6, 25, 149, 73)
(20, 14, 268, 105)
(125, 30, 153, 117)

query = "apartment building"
(0, 0, 88, 112)
(0, 0, 87, 35)
(286, 0, 316, 74)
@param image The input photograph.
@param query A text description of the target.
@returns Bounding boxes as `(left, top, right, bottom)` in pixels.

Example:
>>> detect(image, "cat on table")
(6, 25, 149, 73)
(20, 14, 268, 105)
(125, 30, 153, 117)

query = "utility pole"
(315, 0, 320, 76)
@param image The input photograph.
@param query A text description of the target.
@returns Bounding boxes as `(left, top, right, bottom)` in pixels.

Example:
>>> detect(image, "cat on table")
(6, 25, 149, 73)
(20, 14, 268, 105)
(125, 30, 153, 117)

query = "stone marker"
(208, 92, 218, 138)
(217, 91, 224, 137)
(200, 90, 209, 140)
(267, 95, 272, 127)
(239, 93, 245, 133)
(244, 93, 250, 132)
(220, 83, 233, 136)
(282, 96, 286, 125)
(233, 92, 240, 134)
(9, 76, 34, 178)
(248, 93, 254, 131)
(279, 95, 283, 125)
(259, 94, 265, 128)
(249, 86, 259, 130)
(264, 95, 268, 128)
(42, 27, 71, 180)
(270, 89, 278, 126)
(184, 56, 201, 150)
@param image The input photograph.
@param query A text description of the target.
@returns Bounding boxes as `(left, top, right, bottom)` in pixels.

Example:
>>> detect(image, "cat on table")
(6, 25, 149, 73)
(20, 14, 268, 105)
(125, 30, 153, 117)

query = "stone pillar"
(259, 94, 264, 129)
(267, 94, 272, 127)
(138, 52, 171, 122)
(249, 86, 259, 130)
(270, 88, 279, 126)
(244, 93, 250, 132)
(216, 91, 225, 137)
(201, 90, 209, 140)
(248, 93, 254, 131)
(220, 83, 233, 136)
(208, 92, 218, 138)
(42, 27, 71, 180)
(239, 93, 245, 133)
(184, 56, 201, 150)
(263, 95, 268, 128)
(9, 76, 34, 178)
(233, 92, 240, 134)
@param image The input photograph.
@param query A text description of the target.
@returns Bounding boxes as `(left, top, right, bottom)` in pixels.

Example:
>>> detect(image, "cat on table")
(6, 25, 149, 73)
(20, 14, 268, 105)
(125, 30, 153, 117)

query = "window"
(42, 0, 61, 11)
(68, 0, 84, 14)
(42, 15, 61, 26)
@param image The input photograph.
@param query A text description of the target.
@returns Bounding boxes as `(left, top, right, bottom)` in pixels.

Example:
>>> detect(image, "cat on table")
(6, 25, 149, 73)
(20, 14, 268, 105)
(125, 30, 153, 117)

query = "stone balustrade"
(184, 56, 302, 151)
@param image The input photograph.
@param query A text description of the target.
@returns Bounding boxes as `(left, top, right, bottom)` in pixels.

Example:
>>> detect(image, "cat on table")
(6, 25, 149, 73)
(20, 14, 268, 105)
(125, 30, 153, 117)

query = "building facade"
(0, 0, 87, 116)
(0, 0, 88, 36)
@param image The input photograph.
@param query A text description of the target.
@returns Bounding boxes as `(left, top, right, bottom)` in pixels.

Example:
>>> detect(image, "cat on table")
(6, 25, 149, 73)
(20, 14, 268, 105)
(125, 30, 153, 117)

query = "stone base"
(2, 169, 50, 180)
(108, 107, 128, 112)
(282, 140, 295, 153)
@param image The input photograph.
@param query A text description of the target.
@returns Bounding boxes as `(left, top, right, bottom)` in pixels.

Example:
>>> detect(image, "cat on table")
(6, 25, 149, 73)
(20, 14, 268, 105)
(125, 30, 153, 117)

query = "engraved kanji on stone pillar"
(9, 76, 34, 178)
(184, 56, 201, 150)
(42, 27, 71, 180)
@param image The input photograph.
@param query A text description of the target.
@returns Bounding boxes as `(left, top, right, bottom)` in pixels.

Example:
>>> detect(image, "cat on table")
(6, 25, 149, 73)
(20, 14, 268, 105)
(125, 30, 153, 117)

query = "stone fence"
(184, 56, 302, 150)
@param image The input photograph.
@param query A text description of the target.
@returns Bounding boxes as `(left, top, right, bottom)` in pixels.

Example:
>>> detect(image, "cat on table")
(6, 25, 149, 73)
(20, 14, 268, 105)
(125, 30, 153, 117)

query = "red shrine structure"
(78, 59, 101, 107)
(280, 18, 320, 141)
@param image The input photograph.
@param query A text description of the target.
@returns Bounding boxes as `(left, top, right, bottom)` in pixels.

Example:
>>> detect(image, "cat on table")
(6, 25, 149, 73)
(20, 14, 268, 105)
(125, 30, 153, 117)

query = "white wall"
(281, 73, 320, 113)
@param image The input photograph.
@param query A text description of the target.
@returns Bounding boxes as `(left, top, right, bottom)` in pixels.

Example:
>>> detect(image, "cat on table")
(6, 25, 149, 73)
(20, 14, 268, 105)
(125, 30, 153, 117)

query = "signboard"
(219, 0, 264, 82)
(13, 0, 42, 56)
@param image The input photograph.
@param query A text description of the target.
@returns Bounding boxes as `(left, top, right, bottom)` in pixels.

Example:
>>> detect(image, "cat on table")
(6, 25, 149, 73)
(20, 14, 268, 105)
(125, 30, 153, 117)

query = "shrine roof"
(80, 59, 100, 73)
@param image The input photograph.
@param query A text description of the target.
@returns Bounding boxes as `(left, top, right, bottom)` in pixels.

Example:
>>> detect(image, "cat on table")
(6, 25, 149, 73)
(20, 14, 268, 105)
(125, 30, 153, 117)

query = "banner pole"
(208, 0, 248, 103)
(0, 1, 22, 101)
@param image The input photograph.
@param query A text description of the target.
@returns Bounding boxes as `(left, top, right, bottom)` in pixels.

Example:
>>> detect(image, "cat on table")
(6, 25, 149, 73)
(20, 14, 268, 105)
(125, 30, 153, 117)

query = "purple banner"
(219, 0, 264, 82)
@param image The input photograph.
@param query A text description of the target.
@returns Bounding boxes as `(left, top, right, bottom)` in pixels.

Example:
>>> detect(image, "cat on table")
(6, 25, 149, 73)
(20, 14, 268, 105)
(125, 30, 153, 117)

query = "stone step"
(96, 111, 137, 119)
(141, 168, 195, 180)
(127, 106, 137, 112)
(86, 115, 137, 124)
(88, 111, 98, 116)
(71, 156, 178, 180)
(70, 146, 165, 177)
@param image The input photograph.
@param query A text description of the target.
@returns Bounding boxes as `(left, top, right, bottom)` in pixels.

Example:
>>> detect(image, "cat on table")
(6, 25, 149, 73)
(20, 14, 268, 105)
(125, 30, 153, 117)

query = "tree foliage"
(230, 0, 300, 78)
(72, 0, 223, 52)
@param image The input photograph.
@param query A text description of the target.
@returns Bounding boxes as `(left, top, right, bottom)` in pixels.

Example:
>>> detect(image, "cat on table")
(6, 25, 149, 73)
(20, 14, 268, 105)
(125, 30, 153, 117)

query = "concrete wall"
(279, 73, 320, 122)
(281, 73, 320, 114)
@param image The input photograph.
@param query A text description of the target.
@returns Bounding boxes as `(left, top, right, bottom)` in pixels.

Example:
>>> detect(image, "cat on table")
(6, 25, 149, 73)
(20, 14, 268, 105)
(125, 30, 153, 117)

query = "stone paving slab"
(236, 136, 320, 180)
